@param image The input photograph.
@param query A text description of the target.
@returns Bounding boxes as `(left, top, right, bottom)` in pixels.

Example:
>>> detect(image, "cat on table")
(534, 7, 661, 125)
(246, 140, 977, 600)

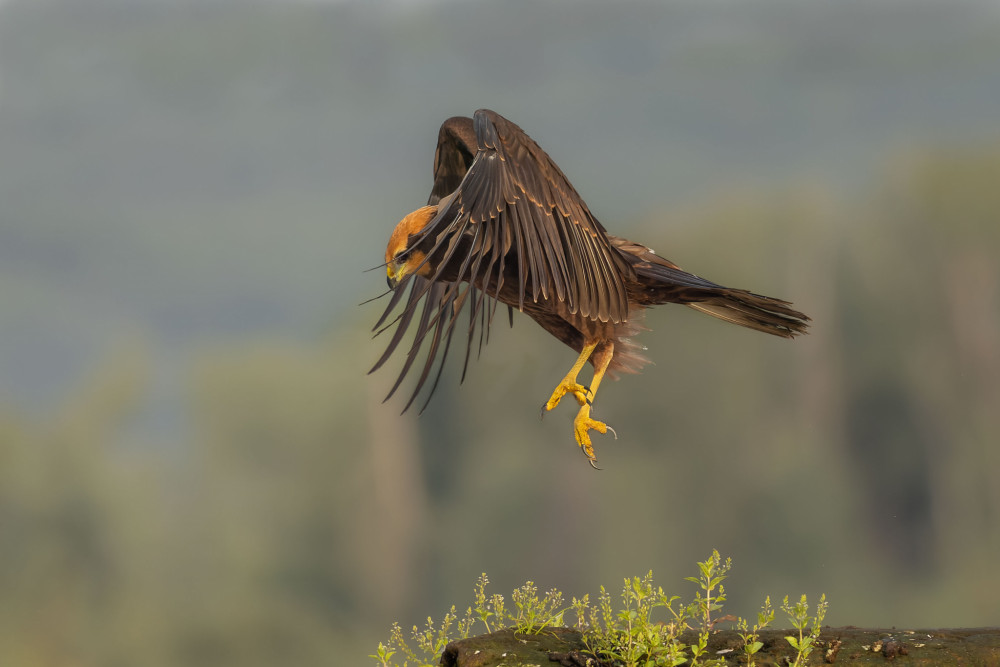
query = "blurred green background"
(2, 0, 999, 664)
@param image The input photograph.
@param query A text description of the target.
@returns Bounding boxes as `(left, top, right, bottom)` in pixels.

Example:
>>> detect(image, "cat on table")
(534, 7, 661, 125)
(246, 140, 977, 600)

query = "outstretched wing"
(428, 116, 477, 206)
(371, 109, 632, 412)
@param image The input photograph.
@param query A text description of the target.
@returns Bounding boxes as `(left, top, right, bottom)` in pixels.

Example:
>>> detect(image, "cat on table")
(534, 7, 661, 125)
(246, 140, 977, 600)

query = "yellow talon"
(544, 380, 590, 412)
(573, 404, 617, 466)
(541, 341, 598, 416)
(541, 340, 617, 468)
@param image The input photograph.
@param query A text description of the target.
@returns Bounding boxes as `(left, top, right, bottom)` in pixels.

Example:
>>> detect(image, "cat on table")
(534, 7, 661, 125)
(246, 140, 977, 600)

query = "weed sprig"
(781, 593, 828, 667)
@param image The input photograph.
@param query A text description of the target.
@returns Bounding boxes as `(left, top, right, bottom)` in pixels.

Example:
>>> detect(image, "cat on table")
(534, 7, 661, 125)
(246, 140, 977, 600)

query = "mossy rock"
(441, 627, 584, 667)
(441, 626, 1000, 666)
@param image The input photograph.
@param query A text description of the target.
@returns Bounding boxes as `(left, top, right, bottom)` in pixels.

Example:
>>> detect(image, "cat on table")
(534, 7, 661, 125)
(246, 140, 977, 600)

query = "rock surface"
(441, 626, 1000, 666)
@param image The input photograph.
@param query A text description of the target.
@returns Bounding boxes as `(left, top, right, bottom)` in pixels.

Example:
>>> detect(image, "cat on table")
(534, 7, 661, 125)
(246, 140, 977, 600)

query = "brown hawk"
(372, 109, 809, 466)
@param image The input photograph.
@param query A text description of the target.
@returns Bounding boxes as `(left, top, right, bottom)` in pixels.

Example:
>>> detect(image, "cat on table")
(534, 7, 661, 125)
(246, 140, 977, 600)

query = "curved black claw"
(587, 457, 601, 471)
(606, 424, 618, 440)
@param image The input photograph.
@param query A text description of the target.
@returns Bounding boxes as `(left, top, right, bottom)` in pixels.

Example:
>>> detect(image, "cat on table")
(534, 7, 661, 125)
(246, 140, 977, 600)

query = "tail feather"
(685, 293, 808, 338)
(608, 235, 810, 338)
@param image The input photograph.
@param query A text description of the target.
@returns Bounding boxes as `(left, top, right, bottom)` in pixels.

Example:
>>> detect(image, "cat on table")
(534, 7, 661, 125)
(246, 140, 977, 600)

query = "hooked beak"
(386, 264, 399, 290)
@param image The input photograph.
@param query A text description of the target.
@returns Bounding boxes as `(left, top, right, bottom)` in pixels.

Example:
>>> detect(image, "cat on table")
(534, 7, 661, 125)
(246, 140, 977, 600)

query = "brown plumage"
(371, 109, 809, 466)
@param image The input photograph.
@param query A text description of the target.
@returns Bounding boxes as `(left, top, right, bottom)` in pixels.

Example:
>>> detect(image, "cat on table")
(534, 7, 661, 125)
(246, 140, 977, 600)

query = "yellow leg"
(572, 342, 616, 467)
(542, 341, 598, 413)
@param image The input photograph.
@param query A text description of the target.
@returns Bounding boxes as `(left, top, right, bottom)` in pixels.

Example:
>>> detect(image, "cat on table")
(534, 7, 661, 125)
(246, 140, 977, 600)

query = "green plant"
(510, 580, 565, 634)
(569, 593, 591, 630)
(735, 596, 774, 667)
(684, 549, 731, 666)
(583, 572, 689, 667)
(472, 573, 508, 633)
(781, 593, 828, 667)
(474, 573, 567, 635)
(685, 550, 731, 631)
(370, 640, 395, 667)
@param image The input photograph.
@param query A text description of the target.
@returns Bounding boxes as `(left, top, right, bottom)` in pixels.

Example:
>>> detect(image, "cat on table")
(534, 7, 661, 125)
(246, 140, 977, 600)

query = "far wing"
(427, 116, 477, 206)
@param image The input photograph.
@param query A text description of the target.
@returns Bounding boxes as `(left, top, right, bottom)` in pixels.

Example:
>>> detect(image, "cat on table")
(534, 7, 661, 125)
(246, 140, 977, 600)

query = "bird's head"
(385, 205, 439, 288)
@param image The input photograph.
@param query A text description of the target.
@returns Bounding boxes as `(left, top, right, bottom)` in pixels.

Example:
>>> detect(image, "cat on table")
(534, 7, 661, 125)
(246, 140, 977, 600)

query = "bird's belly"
(489, 277, 622, 350)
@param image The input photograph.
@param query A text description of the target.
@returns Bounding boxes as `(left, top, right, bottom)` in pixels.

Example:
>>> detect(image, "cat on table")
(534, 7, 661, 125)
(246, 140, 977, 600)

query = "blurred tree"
(841, 146, 1000, 574)
(0, 343, 148, 666)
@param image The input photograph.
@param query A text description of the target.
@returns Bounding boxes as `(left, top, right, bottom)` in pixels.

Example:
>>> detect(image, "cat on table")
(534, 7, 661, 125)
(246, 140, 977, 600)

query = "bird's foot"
(540, 379, 591, 417)
(573, 404, 617, 468)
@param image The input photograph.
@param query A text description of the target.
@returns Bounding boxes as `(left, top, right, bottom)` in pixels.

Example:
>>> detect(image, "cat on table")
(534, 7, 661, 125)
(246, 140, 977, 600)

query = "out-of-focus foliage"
(3, 149, 999, 665)
(1, 1, 999, 665)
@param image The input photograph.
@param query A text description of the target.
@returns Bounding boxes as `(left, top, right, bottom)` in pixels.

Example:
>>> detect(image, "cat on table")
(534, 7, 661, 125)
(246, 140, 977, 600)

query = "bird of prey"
(371, 109, 808, 467)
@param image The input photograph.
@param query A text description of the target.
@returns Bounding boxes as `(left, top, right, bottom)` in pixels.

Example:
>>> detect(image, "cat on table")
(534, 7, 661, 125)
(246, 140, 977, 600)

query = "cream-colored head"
(385, 205, 438, 287)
